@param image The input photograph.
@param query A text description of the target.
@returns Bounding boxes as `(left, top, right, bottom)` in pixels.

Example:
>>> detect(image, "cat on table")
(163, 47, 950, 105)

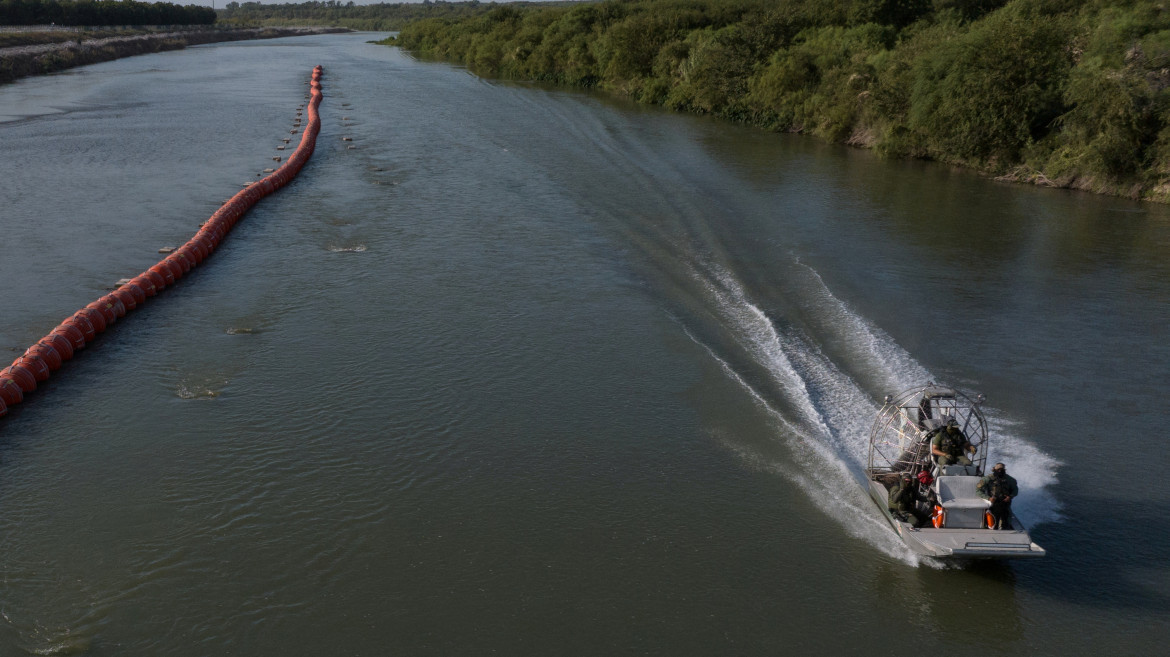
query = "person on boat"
(889, 472, 929, 527)
(931, 417, 975, 466)
(977, 462, 1019, 530)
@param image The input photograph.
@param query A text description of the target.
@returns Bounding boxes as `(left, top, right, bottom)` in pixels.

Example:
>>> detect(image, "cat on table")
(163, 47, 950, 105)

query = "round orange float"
(27, 342, 62, 371)
(53, 323, 87, 350)
(100, 294, 126, 319)
(130, 275, 158, 297)
(14, 354, 51, 382)
(121, 282, 146, 306)
(149, 263, 176, 286)
(143, 269, 167, 292)
(64, 314, 96, 342)
(1, 365, 37, 393)
(43, 333, 74, 361)
(0, 376, 23, 406)
(110, 287, 137, 312)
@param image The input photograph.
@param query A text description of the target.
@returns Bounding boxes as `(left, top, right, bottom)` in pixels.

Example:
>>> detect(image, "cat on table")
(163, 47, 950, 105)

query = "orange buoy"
(193, 235, 214, 257)
(173, 252, 194, 273)
(87, 299, 116, 325)
(52, 323, 86, 350)
(131, 275, 158, 297)
(100, 294, 127, 319)
(149, 263, 176, 287)
(142, 269, 167, 292)
(2, 365, 37, 393)
(79, 305, 109, 332)
(0, 375, 23, 406)
(163, 254, 188, 276)
(15, 354, 51, 381)
(64, 310, 95, 339)
(122, 282, 147, 306)
(111, 287, 138, 312)
(179, 243, 204, 265)
(27, 342, 62, 371)
(198, 227, 222, 247)
(200, 220, 223, 237)
(43, 333, 75, 361)
(161, 257, 185, 280)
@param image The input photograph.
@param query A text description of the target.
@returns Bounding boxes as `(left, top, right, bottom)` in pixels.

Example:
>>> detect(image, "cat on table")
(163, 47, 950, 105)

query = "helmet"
(916, 471, 934, 486)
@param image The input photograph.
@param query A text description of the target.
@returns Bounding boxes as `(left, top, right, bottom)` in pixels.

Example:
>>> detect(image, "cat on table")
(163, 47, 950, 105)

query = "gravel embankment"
(0, 27, 347, 84)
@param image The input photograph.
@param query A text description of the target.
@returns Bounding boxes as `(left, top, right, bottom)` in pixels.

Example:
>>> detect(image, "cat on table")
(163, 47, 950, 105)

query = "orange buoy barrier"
(2, 366, 37, 393)
(0, 66, 324, 420)
(131, 275, 158, 297)
(149, 263, 176, 287)
(27, 343, 62, 372)
(66, 312, 97, 341)
(14, 354, 50, 382)
(52, 324, 86, 352)
(111, 287, 137, 312)
(102, 294, 127, 319)
(43, 334, 74, 362)
(79, 305, 109, 332)
(0, 376, 24, 405)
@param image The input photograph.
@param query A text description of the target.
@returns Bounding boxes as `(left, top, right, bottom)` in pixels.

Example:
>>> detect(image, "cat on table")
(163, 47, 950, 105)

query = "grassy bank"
(0, 27, 347, 85)
(389, 0, 1170, 202)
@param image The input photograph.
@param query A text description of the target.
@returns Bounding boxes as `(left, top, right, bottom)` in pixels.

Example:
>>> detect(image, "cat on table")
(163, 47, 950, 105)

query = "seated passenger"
(889, 472, 929, 528)
(931, 417, 975, 466)
(977, 462, 1019, 530)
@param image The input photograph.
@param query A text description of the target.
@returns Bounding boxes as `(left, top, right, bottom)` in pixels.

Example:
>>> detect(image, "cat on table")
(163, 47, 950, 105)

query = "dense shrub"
(906, 6, 1075, 167)
(390, 0, 1170, 201)
(0, 0, 215, 26)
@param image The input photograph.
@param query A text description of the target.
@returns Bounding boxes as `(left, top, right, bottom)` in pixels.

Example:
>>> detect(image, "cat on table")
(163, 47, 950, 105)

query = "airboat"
(866, 384, 1046, 559)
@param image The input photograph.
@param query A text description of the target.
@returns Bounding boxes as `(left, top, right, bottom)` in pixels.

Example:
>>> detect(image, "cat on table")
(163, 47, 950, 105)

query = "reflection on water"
(866, 560, 1023, 646)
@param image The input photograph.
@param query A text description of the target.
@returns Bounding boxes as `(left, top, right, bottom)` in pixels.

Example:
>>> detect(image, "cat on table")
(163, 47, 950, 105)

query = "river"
(1, 32, 1168, 656)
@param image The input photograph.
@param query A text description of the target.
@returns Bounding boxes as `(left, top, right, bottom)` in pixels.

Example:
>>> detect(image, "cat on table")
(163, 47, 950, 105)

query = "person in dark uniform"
(889, 472, 929, 528)
(977, 462, 1019, 530)
(931, 417, 975, 466)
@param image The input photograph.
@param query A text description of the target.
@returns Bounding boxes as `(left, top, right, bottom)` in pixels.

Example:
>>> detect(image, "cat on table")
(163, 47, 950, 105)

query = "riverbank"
(389, 0, 1170, 204)
(0, 27, 349, 85)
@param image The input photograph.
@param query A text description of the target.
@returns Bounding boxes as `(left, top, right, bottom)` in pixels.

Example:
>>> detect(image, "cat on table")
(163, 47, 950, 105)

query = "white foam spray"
(680, 254, 1062, 565)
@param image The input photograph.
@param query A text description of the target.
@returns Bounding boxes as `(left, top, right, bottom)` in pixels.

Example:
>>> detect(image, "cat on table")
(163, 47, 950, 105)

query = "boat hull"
(866, 481, 1046, 560)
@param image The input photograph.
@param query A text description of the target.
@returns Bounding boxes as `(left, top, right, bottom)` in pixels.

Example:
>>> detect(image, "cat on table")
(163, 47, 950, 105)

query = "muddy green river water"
(1, 32, 1168, 656)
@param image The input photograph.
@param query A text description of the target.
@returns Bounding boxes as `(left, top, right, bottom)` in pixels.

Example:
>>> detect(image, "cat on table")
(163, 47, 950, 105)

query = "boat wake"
(678, 254, 1063, 565)
(509, 86, 1063, 562)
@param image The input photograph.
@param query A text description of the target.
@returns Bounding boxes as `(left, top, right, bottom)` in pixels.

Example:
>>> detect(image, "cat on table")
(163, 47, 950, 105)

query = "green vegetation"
(389, 0, 1170, 201)
(0, 0, 216, 26)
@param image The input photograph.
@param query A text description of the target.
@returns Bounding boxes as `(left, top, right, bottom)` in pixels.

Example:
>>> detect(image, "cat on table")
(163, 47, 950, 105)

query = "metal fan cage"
(867, 384, 988, 478)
